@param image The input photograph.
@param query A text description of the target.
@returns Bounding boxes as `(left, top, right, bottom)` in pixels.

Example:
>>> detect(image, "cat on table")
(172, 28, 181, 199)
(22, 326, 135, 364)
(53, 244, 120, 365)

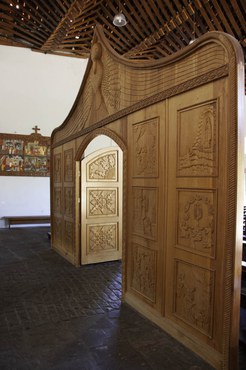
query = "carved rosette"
(87, 223, 117, 253)
(132, 118, 159, 178)
(88, 188, 117, 217)
(177, 102, 217, 177)
(174, 260, 214, 337)
(88, 152, 117, 181)
(177, 190, 216, 256)
(132, 187, 157, 240)
(131, 244, 157, 302)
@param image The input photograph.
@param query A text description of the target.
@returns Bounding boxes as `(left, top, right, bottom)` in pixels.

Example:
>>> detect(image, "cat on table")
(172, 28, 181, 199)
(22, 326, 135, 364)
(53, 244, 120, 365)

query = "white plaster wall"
(84, 135, 117, 157)
(0, 45, 88, 227)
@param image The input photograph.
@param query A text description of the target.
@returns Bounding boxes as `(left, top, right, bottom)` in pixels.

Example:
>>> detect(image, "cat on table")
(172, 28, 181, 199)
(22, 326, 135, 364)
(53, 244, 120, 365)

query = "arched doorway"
(80, 134, 123, 265)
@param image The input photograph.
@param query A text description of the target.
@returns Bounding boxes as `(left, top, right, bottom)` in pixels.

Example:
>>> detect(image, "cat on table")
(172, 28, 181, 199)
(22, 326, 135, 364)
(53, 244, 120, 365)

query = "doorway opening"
(79, 133, 124, 311)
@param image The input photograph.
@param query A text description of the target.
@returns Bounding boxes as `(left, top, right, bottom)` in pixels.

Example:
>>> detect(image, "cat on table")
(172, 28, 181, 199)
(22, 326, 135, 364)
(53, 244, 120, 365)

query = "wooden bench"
(4, 215, 50, 228)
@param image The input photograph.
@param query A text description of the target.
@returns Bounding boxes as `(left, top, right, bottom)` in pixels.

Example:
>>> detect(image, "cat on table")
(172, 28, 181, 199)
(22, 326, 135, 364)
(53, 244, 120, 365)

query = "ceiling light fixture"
(189, 6, 196, 45)
(113, 2, 127, 27)
(113, 12, 127, 27)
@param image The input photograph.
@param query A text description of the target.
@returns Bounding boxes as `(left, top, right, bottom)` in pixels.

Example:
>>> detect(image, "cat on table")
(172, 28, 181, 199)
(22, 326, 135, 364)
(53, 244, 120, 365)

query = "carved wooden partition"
(51, 26, 244, 369)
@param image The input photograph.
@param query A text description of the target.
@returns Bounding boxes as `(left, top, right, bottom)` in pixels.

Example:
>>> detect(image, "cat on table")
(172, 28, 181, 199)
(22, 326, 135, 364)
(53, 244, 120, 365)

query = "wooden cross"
(32, 125, 40, 134)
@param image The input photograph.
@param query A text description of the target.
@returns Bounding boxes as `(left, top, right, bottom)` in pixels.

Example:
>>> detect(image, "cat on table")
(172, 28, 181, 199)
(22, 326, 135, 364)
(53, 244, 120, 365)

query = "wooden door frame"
(74, 127, 127, 291)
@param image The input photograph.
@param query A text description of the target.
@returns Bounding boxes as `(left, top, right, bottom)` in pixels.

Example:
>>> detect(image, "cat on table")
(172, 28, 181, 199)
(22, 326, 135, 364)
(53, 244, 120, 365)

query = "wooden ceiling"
(0, 1, 245, 74)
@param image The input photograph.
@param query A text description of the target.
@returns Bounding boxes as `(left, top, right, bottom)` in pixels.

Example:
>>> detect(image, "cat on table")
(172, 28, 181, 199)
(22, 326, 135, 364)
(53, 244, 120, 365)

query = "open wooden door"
(81, 147, 122, 265)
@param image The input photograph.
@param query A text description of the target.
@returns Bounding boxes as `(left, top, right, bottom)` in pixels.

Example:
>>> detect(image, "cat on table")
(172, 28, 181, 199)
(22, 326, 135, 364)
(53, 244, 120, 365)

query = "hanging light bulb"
(113, 11, 127, 27)
(113, 1, 127, 27)
(189, 6, 196, 45)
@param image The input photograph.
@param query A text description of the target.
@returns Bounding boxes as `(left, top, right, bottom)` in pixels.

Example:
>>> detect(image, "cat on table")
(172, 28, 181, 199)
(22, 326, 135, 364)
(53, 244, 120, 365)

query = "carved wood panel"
(127, 105, 164, 313)
(174, 260, 214, 337)
(51, 144, 75, 263)
(64, 148, 73, 182)
(87, 188, 117, 217)
(53, 216, 62, 246)
(54, 187, 62, 214)
(131, 243, 157, 303)
(177, 102, 218, 177)
(87, 151, 117, 181)
(132, 187, 158, 240)
(177, 189, 216, 257)
(132, 118, 159, 178)
(64, 187, 73, 218)
(64, 220, 74, 253)
(81, 147, 123, 264)
(87, 223, 118, 253)
(164, 81, 230, 365)
(54, 153, 61, 183)
(51, 30, 244, 370)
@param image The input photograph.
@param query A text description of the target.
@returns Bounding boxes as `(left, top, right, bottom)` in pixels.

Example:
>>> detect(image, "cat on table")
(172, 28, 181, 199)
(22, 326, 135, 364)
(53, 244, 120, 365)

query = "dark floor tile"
(0, 227, 242, 369)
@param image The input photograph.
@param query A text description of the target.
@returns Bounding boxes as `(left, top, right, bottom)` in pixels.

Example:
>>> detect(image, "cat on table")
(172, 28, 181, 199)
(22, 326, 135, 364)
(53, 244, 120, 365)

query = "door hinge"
(78, 198, 81, 203)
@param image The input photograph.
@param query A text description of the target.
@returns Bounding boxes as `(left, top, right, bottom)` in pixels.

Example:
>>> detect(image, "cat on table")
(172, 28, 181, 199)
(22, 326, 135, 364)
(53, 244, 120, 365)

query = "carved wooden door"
(81, 147, 122, 265)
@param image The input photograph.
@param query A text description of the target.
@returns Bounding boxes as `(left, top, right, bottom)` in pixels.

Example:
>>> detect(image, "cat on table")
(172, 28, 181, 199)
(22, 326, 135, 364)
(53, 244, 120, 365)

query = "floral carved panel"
(54, 187, 62, 214)
(53, 217, 62, 245)
(177, 190, 216, 257)
(87, 223, 118, 253)
(131, 244, 157, 302)
(132, 187, 158, 240)
(88, 152, 117, 181)
(174, 260, 214, 337)
(64, 187, 74, 218)
(54, 153, 61, 183)
(64, 149, 73, 182)
(64, 221, 74, 253)
(177, 102, 217, 177)
(88, 188, 117, 217)
(132, 118, 159, 178)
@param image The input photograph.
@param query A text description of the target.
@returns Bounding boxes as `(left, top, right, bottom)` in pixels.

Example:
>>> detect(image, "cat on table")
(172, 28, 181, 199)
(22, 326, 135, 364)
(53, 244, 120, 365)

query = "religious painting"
(0, 127, 50, 177)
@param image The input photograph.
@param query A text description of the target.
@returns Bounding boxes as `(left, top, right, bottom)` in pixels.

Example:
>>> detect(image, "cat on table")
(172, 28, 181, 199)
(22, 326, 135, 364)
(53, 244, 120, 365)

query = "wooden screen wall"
(126, 82, 231, 368)
(52, 141, 76, 264)
(51, 27, 244, 369)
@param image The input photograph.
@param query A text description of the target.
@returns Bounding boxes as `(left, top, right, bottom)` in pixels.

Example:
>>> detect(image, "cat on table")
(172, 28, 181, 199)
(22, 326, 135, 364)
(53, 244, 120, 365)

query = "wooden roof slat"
(16, 2, 51, 28)
(122, 1, 149, 39)
(98, 6, 136, 49)
(141, 1, 160, 30)
(203, 1, 224, 32)
(194, 0, 216, 31)
(102, 25, 130, 52)
(231, 0, 246, 33)
(135, 0, 155, 34)
(220, 0, 244, 37)
(148, 0, 167, 26)
(99, 5, 134, 43)
(40, 0, 81, 51)
(56, 0, 70, 14)
(0, 24, 42, 47)
(182, 0, 207, 34)
(38, 0, 61, 24)
(212, 0, 235, 35)
(170, 0, 202, 39)
(163, 0, 192, 40)
(0, 0, 245, 90)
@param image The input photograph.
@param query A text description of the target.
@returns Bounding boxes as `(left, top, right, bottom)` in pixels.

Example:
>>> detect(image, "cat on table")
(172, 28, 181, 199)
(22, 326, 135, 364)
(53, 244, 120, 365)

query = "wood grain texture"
(50, 27, 245, 370)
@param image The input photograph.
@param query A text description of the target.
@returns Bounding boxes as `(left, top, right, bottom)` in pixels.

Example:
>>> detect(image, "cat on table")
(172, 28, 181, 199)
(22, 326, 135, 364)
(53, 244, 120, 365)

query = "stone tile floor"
(0, 227, 245, 370)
